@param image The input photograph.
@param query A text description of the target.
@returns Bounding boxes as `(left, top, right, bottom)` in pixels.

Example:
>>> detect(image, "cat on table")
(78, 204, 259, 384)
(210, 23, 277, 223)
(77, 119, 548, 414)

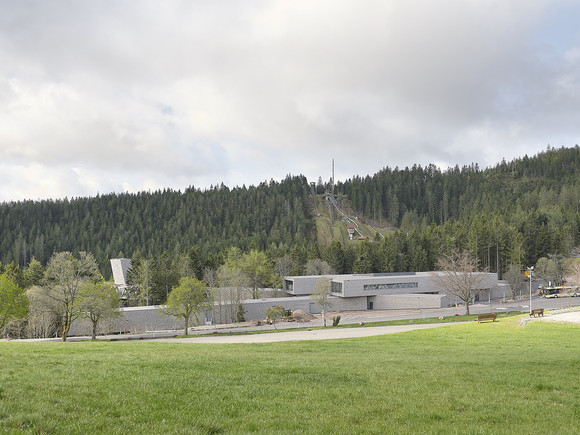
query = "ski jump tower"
(331, 159, 335, 194)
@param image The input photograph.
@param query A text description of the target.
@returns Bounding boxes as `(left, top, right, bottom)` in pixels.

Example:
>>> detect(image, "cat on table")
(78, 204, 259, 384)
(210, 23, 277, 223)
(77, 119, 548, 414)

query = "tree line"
(334, 146, 579, 271)
(0, 252, 119, 341)
(0, 175, 314, 274)
(336, 145, 580, 228)
(0, 146, 578, 288)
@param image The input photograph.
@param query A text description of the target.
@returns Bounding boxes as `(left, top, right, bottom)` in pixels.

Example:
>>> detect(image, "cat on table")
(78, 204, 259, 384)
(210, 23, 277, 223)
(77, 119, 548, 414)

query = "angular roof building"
(110, 258, 132, 295)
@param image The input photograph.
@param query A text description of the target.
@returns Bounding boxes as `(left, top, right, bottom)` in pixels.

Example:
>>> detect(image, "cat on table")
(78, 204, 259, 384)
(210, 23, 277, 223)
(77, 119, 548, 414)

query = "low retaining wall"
(69, 295, 369, 336)
(69, 287, 503, 336)
(370, 294, 446, 310)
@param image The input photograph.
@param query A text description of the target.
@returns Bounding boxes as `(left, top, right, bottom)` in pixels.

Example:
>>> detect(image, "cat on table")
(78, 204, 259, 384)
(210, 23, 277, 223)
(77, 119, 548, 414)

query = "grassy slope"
(314, 194, 389, 246)
(1, 317, 579, 434)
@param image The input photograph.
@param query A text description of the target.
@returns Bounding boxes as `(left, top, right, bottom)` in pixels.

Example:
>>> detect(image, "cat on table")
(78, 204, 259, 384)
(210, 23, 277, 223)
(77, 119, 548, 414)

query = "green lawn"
(1, 317, 579, 434)
(314, 217, 333, 247)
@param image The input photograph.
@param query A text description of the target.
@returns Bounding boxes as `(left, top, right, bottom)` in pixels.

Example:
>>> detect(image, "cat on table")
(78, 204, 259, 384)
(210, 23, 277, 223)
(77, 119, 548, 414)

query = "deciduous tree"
(76, 282, 120, 340)
(0, 274, 28, 334)
(305, 258, 334, 276)
(535, 254, 565, 288)
(433, 249, 488, 315)
(216, 263, 250, 324)
(504, 264, 523, 299)
(565, 260, 580, 289)
(44, 251, 101, 341)
(240, 249, 271, 299)
(265, 305, 284, 329)
(163, 277, 212, 335)
(26, 285, 62, 339)
(274, 255, 292, 288)
(310, 277, 333, 327)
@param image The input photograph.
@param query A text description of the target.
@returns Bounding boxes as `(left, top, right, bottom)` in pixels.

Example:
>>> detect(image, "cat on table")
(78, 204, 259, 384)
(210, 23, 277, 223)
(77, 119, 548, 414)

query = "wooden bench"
(530, 308, 544, 317)
(477, 313, 497, 323)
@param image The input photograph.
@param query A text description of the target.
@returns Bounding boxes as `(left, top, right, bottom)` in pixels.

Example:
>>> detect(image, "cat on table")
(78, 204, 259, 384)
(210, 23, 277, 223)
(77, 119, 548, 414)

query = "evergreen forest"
(1, 146, 579, 304)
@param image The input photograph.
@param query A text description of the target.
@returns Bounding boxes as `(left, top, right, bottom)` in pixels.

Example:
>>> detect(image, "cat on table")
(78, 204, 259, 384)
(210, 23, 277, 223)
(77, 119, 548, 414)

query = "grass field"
(1, 316, 579, 434)
(314, 218, 333, 247)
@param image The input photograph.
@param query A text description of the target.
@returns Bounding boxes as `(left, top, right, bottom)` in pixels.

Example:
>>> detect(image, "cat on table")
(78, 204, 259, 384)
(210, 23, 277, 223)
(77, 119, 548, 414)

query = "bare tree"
(276, 255, 292, 278)
(26, 285, 62, 339)
(433, 249, 488, 315)
(305, 259, 335, 276)
(203, 267, 223, 324)
(535, 254, 565, 288)
(44, 251, 100, 341)
(311, 277, 333, 327)
(566, 260, 580, 289)
(504, 264, 523, 299)
(272, 255, 292, 296)
(216, 264, 250, 324)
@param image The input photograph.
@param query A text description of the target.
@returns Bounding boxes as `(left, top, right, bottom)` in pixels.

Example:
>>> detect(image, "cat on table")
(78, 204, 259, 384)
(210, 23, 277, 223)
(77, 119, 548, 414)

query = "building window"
(331, 282, 343, 293)
(284, 280, 294, 291)
(364, 282, 418, 291)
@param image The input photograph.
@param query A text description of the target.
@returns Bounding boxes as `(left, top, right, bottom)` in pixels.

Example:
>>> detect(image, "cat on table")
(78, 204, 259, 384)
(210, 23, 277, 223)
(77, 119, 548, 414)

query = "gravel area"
(154, 323, 456, 344)
(539, 310, 580, 324)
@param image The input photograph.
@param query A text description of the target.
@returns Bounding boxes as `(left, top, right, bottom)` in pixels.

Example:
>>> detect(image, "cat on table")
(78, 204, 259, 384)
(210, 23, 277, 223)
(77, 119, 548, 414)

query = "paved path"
(154, 322, 456, 344)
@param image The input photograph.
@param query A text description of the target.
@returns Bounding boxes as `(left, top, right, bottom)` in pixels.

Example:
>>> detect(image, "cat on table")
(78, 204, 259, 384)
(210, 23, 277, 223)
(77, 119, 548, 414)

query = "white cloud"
(0, 0, 579, 201)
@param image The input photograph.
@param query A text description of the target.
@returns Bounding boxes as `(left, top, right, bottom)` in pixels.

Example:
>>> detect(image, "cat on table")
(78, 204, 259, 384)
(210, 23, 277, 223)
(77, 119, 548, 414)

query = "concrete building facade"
(110, 258, 132, 295)
(284, 271, 502, 310)
(69, 268, 505, 336)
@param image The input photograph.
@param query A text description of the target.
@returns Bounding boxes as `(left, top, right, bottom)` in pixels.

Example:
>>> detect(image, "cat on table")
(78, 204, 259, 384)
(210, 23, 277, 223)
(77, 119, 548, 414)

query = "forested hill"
(333, 145, 580, 271)
(0, 176, 314, 272)
(336, 145, 580, 228)
(0, 146, 579, 278)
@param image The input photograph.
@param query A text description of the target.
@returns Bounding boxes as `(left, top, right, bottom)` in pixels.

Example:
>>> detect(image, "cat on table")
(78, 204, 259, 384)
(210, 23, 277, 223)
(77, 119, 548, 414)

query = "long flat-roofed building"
(284, 271, 501, 310)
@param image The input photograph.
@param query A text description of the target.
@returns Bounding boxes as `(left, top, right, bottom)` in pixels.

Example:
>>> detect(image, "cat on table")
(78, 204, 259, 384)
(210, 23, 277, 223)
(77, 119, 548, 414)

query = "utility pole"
(527, 266, 534, 314)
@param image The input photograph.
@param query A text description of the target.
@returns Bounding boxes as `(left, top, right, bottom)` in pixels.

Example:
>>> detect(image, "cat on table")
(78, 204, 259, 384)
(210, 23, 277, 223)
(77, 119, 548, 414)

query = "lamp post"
(527, 266, 534, 314)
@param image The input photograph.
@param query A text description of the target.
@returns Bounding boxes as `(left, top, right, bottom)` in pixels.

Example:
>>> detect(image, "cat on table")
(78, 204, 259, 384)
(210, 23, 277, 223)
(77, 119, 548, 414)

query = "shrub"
(236, 304, 246, 322)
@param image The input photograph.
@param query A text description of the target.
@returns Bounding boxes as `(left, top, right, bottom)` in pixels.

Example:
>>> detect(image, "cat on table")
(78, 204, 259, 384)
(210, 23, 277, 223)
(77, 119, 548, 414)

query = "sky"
(1, 0, 579, 202)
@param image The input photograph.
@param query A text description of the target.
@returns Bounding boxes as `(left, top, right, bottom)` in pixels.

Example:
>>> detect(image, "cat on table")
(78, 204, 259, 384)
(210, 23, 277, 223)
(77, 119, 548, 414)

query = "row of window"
(364, 282, 418, 291)
(285, 279, 420, 294)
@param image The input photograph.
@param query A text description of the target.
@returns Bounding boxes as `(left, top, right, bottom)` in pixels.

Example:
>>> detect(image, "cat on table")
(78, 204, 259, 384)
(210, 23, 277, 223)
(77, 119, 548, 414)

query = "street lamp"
(527, 266, 534, 314)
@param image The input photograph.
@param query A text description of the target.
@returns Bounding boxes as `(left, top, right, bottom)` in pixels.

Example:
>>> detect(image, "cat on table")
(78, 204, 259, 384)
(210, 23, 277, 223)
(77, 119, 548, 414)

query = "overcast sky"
(1, 0, 579, 202)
